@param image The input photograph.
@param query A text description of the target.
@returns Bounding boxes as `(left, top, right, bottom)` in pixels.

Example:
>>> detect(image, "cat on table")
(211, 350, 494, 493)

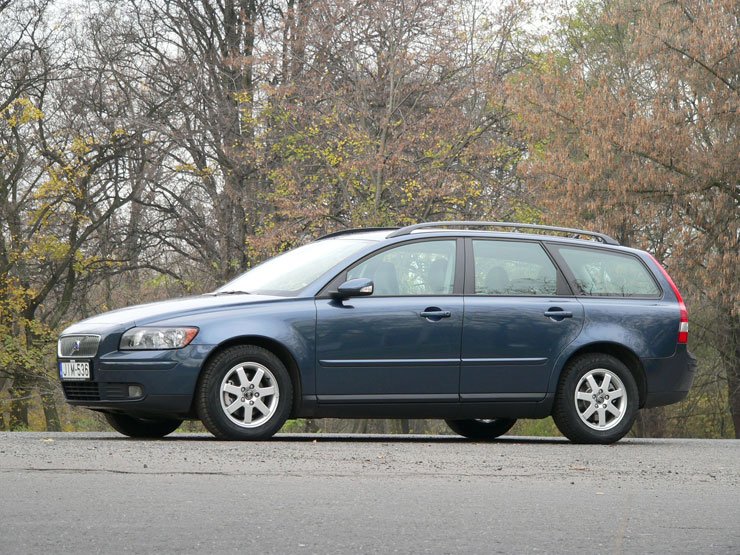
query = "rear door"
(460, 239, 584, 401)
(315, 239, 464, 403)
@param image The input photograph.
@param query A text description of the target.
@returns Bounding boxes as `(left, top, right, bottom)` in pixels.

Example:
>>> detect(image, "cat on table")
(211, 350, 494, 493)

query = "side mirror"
(331, 278, 374, 300)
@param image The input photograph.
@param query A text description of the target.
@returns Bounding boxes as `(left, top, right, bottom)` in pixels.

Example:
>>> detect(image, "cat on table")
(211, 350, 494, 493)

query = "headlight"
(120, 327, 199, 350)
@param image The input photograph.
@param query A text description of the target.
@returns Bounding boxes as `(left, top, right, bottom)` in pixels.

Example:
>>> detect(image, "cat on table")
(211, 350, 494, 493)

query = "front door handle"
(420, 308, 451, 320)
(544, 308, 573, 320)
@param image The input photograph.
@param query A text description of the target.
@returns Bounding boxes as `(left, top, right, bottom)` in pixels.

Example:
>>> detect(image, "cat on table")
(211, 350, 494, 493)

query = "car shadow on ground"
(38, 432, 692, 445)
(77, 433, 571, 444)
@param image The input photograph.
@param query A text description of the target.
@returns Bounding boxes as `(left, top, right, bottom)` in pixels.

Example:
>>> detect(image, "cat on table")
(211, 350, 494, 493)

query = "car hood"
(61, 293, 282, 334)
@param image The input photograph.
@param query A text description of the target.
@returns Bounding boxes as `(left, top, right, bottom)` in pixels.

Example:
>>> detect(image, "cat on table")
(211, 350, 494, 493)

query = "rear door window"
(472, 240, 559, 296)
(553, 246, 660, 297)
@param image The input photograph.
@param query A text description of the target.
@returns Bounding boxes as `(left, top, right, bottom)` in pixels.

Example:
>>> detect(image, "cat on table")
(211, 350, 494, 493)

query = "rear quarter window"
(553, 246, 661, 297)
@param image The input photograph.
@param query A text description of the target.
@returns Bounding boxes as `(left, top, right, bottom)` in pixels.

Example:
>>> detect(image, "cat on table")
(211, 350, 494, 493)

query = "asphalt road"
(0, 433, 738, 554)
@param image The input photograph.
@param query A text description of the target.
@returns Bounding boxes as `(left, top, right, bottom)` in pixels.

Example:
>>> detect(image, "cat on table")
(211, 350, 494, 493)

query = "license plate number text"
(60, 361, 91, 380)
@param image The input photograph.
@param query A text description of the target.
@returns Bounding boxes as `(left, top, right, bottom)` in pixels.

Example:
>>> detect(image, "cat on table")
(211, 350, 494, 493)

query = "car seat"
(427, 258, 449, 294)
(372, 261, 400, 295)
(484, 266, 509, 295)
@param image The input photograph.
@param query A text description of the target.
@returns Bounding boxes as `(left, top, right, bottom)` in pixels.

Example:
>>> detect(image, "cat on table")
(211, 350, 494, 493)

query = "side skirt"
(297, 394, 554, 419)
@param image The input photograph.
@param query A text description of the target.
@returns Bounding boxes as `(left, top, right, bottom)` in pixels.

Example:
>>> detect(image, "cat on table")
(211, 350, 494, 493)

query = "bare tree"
(1, 1, 149, 429)
(260, 0, 531, 250)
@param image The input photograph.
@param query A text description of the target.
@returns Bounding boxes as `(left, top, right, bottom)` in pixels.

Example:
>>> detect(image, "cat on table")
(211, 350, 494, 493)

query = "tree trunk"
(728, 322, 740, 439)
(633, 407, 666, 438)
(0, 377, 6, 429)
(40, 389, 61, 431)
(8, 377, 30, 430)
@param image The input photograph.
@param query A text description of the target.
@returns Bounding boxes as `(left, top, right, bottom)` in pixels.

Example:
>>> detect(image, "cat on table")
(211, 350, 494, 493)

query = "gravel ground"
(1, 433, 738, 554)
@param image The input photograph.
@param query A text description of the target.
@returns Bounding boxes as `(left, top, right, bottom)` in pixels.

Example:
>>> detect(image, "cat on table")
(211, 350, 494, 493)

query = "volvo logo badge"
(72, 340, 81, 353)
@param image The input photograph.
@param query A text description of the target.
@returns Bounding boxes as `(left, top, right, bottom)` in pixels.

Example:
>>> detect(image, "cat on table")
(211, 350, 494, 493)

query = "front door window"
(347, 240, 456, 296)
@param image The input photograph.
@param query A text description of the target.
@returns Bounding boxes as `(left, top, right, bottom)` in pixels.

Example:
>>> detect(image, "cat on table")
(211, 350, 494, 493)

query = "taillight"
(648, 254, 688, 344)
(677, 308, 689, 344)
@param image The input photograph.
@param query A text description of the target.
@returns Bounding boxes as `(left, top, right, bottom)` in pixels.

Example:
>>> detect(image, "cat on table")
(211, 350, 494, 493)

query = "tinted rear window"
(554, 246, 660, 297)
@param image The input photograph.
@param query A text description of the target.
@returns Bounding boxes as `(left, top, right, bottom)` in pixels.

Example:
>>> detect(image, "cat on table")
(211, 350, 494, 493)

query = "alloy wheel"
(219, 362, 280, 428)
(574, 368, 627, 431)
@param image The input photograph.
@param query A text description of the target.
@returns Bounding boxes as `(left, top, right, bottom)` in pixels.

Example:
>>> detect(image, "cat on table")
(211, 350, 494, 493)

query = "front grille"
(62, 382, 100, 401)
(58, 335, 100, 357)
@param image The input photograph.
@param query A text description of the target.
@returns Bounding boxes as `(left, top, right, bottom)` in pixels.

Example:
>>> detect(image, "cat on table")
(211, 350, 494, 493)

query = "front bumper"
(58, 344, 214, 418)
(642, 345, 697, 408)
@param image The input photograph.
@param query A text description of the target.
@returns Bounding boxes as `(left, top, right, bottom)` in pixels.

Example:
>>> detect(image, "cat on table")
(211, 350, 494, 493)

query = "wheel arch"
(558, 342, 647, 408)
(193, 335, 303, 418)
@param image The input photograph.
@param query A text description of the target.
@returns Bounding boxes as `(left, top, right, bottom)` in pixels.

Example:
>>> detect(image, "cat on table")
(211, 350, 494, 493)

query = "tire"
(445, 418, 517, 440)
(104, 413, 182, 438)
(196, 345, 293, 440)
(552, 353, 639, 444)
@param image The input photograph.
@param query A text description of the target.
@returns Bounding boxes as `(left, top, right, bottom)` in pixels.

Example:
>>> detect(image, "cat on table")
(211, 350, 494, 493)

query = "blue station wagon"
(57, 222, 696, 443)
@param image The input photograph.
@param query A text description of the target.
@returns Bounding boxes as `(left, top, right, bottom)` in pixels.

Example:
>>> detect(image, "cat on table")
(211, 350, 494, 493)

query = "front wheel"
(552, 354, 639, 444)
(445, 418, 517, 440)
(104, 413, 182, 438)
(196, 345, 293, 440)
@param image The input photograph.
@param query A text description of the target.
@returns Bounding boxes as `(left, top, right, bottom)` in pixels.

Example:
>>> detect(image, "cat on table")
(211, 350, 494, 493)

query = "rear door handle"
(420, 309, 451, 319)
(544, 308, 573, 319)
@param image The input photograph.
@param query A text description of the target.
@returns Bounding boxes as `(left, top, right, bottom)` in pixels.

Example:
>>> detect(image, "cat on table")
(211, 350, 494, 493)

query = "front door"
(316, 239, 463, 403)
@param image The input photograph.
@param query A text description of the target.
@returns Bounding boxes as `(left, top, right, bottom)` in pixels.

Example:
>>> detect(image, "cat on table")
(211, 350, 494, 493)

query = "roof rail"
(387, 221, 619, 245)
(319, 227, 399, 240)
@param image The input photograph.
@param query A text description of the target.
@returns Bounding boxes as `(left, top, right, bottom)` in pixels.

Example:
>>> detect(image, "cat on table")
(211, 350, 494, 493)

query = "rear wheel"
(553, 353, 638, 444)
(196, 345, 293, 440)
(104, 413, 182, 438)
(445, 418, 517, 440)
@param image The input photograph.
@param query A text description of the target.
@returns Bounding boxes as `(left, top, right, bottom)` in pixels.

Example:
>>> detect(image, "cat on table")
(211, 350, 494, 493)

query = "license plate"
(60, 360, 91, 380)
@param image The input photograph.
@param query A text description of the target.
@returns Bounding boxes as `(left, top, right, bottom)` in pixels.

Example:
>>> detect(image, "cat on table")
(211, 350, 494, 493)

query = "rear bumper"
(642, 346, 697, 408)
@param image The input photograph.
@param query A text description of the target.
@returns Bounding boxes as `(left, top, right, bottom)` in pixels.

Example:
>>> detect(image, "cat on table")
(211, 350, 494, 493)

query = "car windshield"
(216, 238, 374, 296)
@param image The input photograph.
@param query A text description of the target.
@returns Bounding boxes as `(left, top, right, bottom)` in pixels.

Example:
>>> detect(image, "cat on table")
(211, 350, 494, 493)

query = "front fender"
(152, 298, 317, 396)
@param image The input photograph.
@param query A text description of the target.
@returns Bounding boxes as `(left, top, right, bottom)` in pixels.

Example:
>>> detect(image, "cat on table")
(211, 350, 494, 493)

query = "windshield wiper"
(212, 290, 252, 296)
